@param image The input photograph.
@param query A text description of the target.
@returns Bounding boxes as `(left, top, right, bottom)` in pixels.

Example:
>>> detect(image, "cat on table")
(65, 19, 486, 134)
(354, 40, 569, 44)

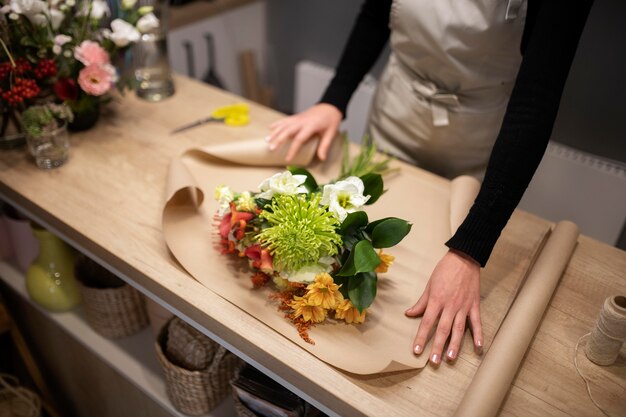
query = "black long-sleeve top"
(320, 0, 594, 266)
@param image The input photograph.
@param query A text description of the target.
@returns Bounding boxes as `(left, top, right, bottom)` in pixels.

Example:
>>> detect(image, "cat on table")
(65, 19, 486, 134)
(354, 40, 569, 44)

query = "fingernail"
(475, 340, 483, 355)
(268, 143, 276, 151)
(414, 345, 422, 355)
(264, 135, 271, 142)
(430, 353, 440, 365)
(447, 349, 456, 361)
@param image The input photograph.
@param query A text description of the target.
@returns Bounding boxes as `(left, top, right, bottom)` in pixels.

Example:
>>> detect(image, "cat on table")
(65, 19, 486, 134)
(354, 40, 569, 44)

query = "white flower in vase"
(106, 19, 141, 47)
(76, 0, 110, 20)
(136, 12, 159, 33)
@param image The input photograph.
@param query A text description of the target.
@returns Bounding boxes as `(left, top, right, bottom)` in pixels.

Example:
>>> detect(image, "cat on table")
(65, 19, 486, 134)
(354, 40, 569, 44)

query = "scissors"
(170, 103, 250, 134)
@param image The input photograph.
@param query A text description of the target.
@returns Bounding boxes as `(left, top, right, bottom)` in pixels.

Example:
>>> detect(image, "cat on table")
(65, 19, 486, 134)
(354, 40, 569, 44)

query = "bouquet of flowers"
(0, 0, 159, 134)
(215, 142, 412, 343)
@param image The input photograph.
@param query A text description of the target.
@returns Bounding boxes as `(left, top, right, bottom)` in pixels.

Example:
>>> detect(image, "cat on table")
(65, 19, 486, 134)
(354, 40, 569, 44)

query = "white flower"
(8, 12, 19, 19)
(121, 0, 137, 10)
(280, 257, 335, 283)
(54, 34, 72, 46)
(136, 12, 159, 33)
(321, 176, 370, 221)
(214, 185, 234, 216)
(137, 5, 153, 15)
(8, 0, 46, 16)
(49, 8, 64, 29)
(76, 0, 109, 20)
(257, 171, 308, 200)
(66, 0, 75, 6)
(105, 18, 140, 47)
(1, 5, 12, 13)
(235, 191, 256, 212)
(63, 49, 72, 58)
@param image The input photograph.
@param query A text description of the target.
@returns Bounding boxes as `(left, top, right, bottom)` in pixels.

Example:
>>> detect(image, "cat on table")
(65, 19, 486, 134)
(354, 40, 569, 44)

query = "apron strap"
(411, 78, 460, 127)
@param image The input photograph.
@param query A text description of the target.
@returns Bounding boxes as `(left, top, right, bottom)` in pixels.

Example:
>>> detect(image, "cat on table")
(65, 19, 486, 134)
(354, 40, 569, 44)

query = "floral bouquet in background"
(0, 0, 159, 134)
(215, 141, 412, 343)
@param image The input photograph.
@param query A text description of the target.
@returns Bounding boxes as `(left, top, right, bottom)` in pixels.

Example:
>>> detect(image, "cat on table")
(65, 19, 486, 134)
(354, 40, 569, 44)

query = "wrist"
(448, 249, 480, 268)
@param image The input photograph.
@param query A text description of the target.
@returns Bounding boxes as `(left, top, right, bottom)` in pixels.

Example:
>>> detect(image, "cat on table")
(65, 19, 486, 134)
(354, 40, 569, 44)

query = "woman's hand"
(267, 103, 342, 162)
(405, 249, 483, 365)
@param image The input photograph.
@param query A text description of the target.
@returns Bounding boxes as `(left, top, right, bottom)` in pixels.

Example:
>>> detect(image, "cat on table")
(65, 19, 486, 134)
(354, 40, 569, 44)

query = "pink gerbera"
(74, 40, 110, 66)
(78, 64, 114, 96)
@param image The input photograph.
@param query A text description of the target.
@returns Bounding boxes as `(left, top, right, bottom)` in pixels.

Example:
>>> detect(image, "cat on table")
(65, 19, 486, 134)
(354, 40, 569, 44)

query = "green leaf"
(348, 272, 377, 312)
(360, 173, 384, 205)
(254, 198, 272, 211)
(332, 275, 350, 299)
(288, 166, 318, 192)
(371, 218, 412, 248)
(339, 211, 368, 235)
(336, 240, 380, 276)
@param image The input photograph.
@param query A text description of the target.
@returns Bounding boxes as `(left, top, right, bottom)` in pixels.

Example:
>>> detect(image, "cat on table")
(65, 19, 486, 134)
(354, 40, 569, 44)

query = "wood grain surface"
(0, 76, 623, 417)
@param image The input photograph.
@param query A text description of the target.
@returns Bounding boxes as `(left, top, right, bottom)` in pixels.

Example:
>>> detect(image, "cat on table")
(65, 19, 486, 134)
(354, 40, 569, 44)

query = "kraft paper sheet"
(453, 221, 579, 417)
(163, 137, 482, 374)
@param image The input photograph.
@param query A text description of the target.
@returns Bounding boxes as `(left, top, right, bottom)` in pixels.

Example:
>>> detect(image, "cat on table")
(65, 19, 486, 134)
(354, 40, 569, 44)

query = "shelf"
(0, 261, 235, 417)
(170, 0, 259, 30)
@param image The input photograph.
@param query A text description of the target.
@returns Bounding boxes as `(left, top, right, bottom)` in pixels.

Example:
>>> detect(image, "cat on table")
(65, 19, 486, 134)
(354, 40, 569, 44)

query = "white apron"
(368, 0, 527, 179)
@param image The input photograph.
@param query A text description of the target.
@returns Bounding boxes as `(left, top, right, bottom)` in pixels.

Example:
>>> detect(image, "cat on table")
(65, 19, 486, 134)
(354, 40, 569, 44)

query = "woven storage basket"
(79, 282, 148, 338)
(166, 317, 218, 370)
(0, 374, 41, 417)
(156, 319, 243, 415)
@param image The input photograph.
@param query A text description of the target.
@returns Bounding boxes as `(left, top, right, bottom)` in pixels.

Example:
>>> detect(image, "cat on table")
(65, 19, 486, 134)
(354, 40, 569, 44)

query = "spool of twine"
(585, 295, 626, 366)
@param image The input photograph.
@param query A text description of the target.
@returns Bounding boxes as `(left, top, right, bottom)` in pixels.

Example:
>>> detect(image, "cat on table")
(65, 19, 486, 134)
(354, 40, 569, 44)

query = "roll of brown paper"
(453, 220, 579, 417)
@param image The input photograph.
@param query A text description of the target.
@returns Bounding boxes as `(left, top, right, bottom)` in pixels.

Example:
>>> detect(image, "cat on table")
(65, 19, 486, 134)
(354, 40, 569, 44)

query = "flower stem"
(0, 38, 16, 67)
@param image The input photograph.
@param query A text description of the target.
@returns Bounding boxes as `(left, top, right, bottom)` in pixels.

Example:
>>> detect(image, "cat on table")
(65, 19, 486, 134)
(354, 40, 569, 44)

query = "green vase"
(26, 226, 80, 311)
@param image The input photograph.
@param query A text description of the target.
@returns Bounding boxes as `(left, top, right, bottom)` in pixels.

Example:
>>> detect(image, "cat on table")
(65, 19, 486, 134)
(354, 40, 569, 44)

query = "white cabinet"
(168, 1, 267, 96)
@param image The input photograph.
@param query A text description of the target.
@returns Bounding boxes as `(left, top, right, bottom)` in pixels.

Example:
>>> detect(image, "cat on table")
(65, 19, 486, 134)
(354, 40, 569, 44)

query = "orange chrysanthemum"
(335, 299, 366, 324)
(305, 273, 343, 309)
(290, 296, 327, 323)
(375, 250, 395, 273)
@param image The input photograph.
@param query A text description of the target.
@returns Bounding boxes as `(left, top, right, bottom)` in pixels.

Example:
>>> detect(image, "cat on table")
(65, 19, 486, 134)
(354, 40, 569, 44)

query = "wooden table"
(0, 76, 624, 417)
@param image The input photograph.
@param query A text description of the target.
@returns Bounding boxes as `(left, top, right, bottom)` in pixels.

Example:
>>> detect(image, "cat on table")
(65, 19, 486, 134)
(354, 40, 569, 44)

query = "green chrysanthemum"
(258, 194, 342, 273)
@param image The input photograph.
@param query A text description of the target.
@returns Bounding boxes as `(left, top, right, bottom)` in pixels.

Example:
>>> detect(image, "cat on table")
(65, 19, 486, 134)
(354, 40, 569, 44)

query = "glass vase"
(25, 121, 70, 169)
(26, 225, 80, 312)
(133, 0, 175, 101)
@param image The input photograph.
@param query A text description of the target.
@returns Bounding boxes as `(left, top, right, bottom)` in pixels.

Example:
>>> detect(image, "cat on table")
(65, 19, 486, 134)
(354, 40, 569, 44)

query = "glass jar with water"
(134, 0, 175, 101)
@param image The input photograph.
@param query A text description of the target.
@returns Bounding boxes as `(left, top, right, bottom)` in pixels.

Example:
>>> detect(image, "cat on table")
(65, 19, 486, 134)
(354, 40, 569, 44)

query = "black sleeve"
(319, 0, 392, 116)
(446, 0, 594, 267)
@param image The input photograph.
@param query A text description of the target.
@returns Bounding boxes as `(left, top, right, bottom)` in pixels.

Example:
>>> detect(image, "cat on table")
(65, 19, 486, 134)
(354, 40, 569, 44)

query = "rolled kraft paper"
(163, 138, 492, 374)
(453, 220, 579, 417)
(165, 137, 319, 205)
(585, 295, 626, 366)
(449, 176, 480, 234)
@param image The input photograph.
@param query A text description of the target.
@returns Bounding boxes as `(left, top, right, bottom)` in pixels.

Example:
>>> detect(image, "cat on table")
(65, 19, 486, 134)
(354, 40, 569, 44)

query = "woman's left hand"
(405, 249, 483, 365)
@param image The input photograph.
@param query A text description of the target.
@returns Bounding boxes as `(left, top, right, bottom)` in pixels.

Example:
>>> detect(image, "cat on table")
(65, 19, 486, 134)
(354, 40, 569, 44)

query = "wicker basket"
(156, 319, 243, 415)
(79, 282, 149, 338)
(0, 374, 41, 417)
(166, 317, 218, 371)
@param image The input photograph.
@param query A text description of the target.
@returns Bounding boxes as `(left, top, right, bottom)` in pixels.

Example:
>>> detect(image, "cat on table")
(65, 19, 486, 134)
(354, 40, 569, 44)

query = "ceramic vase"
(4, 207, 38, 272)
(26, 226, 80, 311)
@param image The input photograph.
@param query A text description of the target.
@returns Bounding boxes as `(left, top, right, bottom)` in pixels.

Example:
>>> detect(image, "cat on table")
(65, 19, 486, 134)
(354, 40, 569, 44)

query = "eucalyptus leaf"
(360, 173, 384, 205)
(348, 272, 377, 312)
(371, 218, 412, 248)
(336, 240, 380, 276)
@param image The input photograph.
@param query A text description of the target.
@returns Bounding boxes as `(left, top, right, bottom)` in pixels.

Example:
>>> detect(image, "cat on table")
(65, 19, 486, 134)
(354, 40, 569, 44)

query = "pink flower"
(74, 41, 110, 66)
(78, 64, 114, 96)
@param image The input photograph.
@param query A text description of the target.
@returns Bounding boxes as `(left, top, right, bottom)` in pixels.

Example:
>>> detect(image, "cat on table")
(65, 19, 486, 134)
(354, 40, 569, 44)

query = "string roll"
(585, 295, 626, 366)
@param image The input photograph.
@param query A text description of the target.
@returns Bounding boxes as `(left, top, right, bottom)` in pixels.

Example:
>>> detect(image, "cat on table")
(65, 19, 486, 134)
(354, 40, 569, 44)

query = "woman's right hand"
(267, 103, 342, 162)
